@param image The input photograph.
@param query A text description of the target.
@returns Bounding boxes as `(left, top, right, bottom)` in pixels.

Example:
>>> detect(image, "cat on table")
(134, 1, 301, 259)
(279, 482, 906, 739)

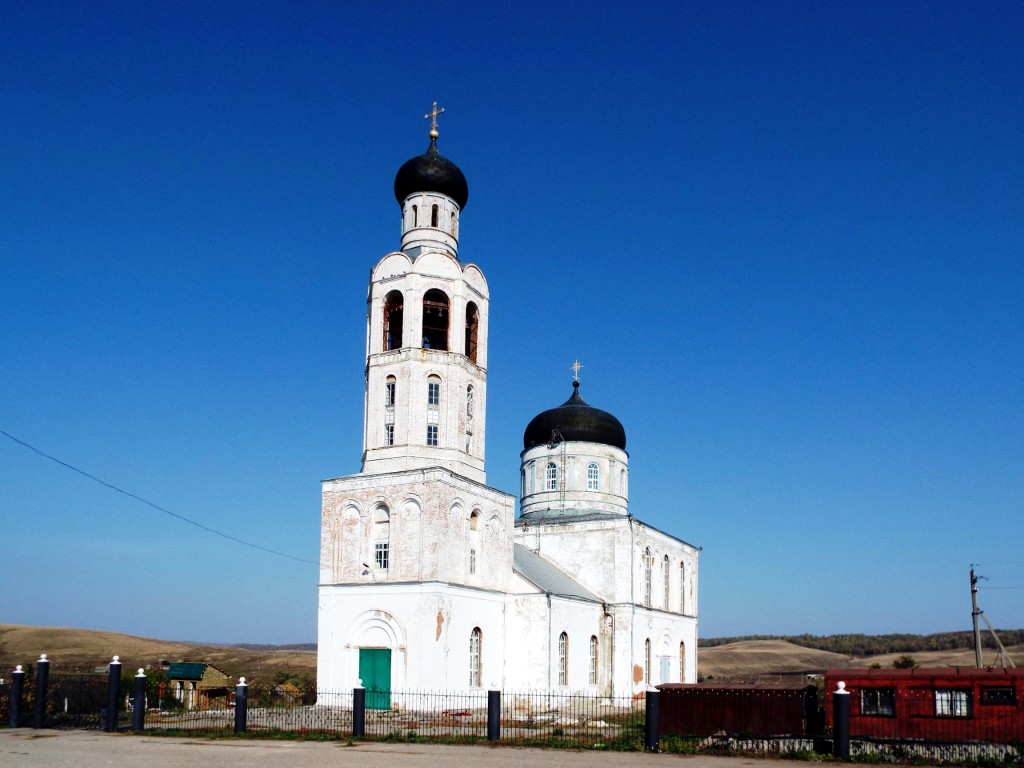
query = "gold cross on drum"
(424, 102, 445, 138)
(571, 360, 583, 382)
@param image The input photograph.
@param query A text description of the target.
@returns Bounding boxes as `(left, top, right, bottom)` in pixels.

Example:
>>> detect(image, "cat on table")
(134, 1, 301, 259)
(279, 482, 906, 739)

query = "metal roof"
(166, 662, 208, 680)
(512, 544, 603, 603)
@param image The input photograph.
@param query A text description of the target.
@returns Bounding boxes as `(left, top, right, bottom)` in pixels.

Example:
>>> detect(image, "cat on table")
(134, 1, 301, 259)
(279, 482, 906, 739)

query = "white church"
(317, 113, 699, 699)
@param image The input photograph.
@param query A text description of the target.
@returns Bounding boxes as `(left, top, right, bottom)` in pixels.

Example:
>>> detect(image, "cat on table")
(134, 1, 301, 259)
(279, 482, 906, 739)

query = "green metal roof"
(166, 662, 208, 680)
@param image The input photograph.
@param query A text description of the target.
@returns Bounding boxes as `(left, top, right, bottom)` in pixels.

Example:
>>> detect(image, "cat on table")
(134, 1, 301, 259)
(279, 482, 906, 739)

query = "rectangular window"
(469, 548, 477, 575)
(374, 542, 389, 570)
(589, 637, 598, 685)
(428, 382, 440, 405)
(981, 687, 1016, 705)
(385, 381, 395, 406)
(427, 425, 438, 446)
(860, 688, 896, 716)
(935, 689, 971, 717)
(385, 424, 394, 446)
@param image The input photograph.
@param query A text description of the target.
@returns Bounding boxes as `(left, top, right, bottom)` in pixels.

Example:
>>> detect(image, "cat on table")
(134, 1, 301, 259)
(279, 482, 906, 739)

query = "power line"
(1, 428, 317, 566)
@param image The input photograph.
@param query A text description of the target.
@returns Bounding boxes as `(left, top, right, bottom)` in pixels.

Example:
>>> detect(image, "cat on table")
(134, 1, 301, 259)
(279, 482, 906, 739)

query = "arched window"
(384, 376, 396, 446)
(411, 205, 418, 227)
(450, 210, 456, 236)
(587, 463, 599, 491)
(589, 636, 598, 685)
(679, 642, 686, 682)
(620, 469, 626, 495)
(422, 289, 449, 350)
(383, 290, 404, 351)
(644, 638, 651, 684)
(426, 375, 440, 446)
(545, 462, 558, 491)
(558, 632, 568, 686)
(680, 562, 687, 613)
(373, 506, 390, 570)
(431, 204, 439, 227)
(643, 547, 653, 607)
(469, 628, 482, 687)
(520, 468, 526, 497)
(468, 510, 479, 575)
(464, 302, 479, 363)
(465, 384, 474, 450)
(663, 555, 671, 608)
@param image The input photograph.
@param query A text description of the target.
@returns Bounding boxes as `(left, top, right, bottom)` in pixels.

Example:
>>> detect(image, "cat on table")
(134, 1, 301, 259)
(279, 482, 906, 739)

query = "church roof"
(394, 137, 469, 210)
(512, 544, 603, 602)
(523, 381, 626, 450)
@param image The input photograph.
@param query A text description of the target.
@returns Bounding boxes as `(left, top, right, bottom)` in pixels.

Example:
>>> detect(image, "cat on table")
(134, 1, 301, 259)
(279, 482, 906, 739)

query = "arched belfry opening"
(422, 289, 449, 350)
(465, 301, 479, 363)
(383, 290, 404, 351)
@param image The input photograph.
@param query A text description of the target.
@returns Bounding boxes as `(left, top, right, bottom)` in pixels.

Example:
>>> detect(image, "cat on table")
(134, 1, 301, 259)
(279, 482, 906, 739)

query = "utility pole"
(971, 566, 983, 668)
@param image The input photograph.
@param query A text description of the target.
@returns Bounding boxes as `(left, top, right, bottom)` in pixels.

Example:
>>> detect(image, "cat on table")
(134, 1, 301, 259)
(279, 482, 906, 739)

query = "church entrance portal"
(358, 648, 392, 710)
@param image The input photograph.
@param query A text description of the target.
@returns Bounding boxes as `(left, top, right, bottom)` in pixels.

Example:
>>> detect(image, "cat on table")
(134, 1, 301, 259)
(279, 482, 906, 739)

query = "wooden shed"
(165, 662, 233, 710)
(657, 683, 822, 737)
(825, 667, 1024, 743)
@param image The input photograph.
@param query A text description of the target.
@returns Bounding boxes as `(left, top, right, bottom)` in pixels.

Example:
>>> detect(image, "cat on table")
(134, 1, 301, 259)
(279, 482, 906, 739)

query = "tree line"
(698, 630, 1024, 656)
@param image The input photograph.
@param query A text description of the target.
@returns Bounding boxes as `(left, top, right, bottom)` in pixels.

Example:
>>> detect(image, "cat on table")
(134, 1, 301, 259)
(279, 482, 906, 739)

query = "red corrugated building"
(824, 668, 1024, 743)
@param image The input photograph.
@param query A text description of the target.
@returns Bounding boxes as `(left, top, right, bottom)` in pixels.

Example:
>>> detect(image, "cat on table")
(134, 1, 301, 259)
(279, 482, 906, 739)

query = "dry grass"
(700, 639, 1024, 682)
(0, 624, 316, 682)
(4, 624, 1021, 685)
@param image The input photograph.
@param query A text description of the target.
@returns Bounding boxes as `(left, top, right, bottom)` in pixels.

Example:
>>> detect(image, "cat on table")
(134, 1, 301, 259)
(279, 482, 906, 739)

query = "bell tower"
(361, 105, 489, 484)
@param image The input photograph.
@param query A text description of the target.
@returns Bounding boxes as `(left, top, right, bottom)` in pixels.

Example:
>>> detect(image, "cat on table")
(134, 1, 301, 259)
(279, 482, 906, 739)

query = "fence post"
(234, 677, 248, 734)
(352, 684, 365, 738)
(644, 688, 660, 752)
(9, 665, 25, 728)
(132, 669, 146, 732)
(487, 689, 500, 742)
(833, 680, 850, 759)
(104, 655, 122, 732)
(32, 655, 49, 729)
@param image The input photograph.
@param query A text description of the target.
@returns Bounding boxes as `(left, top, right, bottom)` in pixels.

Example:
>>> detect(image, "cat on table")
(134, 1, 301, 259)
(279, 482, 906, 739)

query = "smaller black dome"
(523, 381, 627, 451)
(394, 138, 469, 210)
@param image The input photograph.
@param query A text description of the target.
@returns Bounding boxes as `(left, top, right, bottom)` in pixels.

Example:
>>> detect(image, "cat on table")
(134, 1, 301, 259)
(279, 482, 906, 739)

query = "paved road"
(0, 729, 809, 768)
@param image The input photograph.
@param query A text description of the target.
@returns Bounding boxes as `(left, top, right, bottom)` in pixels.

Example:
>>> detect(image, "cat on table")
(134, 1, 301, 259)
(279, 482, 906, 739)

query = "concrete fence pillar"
(486, 690, 500, 742)
(104, 656, 122, 732)
(833, 680, 850, 759)
(9, 665, 25, 728)
(234, 678, 248, 734)
(352, 685, 366, 738)
(32, 655, 49, 729)
(644, 688, 661, 752)
(132, 669, 147, 732)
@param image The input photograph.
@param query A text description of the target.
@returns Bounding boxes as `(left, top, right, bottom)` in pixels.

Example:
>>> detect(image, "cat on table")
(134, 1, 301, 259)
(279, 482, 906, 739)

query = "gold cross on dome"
(571, 360, 583, 382)
(424, 101, 445, 138)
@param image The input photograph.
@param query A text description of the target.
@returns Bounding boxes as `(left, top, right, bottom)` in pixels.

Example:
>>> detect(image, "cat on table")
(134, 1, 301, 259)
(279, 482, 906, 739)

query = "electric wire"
(1, 428, 317, 565)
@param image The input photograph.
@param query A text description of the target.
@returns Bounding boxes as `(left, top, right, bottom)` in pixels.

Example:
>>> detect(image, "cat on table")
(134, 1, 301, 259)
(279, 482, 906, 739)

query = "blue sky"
(2, 1, 1022, 645)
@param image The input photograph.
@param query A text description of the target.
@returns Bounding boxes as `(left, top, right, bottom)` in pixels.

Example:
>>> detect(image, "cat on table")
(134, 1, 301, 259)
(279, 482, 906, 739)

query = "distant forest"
(699, 631, 1024, 656)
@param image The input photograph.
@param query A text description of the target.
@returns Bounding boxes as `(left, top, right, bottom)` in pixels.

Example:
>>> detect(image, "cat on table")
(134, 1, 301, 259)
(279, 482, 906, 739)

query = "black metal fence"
(6, 663, 1024, 762)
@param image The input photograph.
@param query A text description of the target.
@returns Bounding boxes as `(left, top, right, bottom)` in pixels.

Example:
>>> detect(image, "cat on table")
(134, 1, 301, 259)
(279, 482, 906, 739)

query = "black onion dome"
(523, 381, 627, 451)
(393, 138, 469, 210)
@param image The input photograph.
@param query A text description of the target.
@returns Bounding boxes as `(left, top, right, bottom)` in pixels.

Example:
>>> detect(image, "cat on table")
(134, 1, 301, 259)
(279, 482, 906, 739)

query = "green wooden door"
(358, 648, 392, 710)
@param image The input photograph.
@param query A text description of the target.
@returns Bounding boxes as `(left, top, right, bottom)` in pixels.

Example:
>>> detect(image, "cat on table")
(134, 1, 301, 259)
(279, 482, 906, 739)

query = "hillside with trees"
(699, 631, 1024, 657)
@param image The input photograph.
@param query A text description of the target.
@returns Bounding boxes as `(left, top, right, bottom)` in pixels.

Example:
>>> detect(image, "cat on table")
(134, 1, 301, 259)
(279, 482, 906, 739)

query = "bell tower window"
(383, 290, 404, 351)
(427, 375, 440, 446)
(465, 302, 479, 363)
(384, 376, 396, 446)
(422, 289, 449, 350)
